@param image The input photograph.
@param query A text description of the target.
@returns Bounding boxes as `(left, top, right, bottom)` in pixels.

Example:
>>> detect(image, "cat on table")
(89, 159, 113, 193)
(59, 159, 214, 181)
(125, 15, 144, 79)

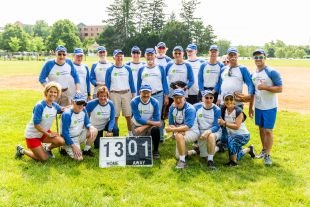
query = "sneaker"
(225, 160, 238, 167)
(176, 160, 187, 169)
(15, 145, 24, 159)
(83, 149, 95, 157)
(207, 160, 216, 170)
(187, 150, 198, 156)
(264, 154, 272, 166)
(59, 147, 68, 156)
(256, 149, 266, 159)
(153, 151, 160, 160)
(248, 145, 256, 159)
(43, 144, 55, 158)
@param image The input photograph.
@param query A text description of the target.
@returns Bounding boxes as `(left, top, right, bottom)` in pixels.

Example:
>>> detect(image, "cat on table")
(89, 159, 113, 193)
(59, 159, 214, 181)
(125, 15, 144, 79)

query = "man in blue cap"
(198, 45, 224, 104)
(105, 49, 136, 136)
(90, 46, 112, 98)
(166, 89, 199, 169)
(185, 43, 205, 104)
(73, 48, 91, 101)
(131, 84, 161, 159)
(155, 42, 172, 68)
(125, 46, 145, 90)
(39, 45, 81, 106)
(136, 48, 169, 142)
(61, 93, 98, 161)
(250, 49, 283, 165)
(217, 47, 255, 116)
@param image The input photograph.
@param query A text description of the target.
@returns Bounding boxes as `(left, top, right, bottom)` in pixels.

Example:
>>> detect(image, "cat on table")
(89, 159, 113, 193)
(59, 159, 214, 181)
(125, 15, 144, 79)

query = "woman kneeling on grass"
(15, 81, 65, 161)
(218, 93, 255, 166)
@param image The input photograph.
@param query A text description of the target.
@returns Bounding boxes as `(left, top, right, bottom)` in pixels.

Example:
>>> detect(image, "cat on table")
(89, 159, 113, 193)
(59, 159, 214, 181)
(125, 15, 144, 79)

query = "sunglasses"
(76, 101, 86, 106)
(132, 51, 140, 54)
(158, 47, 166, 49)
(205, 96, 214, 100)
(223, 61, 229, 64)
(224, 97, 234, 102)
(98, 51, 106, 54)
(174, 52, 182, 55)
(254, 56, 265, 60)
(57, 53, 66, 56)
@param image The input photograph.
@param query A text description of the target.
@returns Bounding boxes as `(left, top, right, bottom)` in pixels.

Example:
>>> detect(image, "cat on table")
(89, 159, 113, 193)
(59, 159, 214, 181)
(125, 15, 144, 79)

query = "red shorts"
(25, 130, 51, 149)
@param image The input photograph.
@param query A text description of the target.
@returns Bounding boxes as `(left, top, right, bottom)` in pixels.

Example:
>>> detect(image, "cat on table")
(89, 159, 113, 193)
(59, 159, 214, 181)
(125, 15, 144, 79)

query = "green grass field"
(0, 60, 310, 206)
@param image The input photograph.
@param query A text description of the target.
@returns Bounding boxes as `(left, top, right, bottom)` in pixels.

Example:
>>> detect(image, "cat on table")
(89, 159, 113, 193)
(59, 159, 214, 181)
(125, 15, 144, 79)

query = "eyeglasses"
(132, 51, 140, 54)
(174, 53, 182, 55)
(224, 97, 234, 102)
(57, 53, 66, 56)
(158, 47, 165, 50)
(98, 51, 106, 54)
(254, 56, 265, 60)
(205, 96, 214, 100)
(76, 101, 86, 106)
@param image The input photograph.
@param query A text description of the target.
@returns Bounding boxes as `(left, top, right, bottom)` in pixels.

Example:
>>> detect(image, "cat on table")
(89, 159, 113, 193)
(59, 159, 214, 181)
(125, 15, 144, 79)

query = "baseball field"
(0, 57, 309, 206)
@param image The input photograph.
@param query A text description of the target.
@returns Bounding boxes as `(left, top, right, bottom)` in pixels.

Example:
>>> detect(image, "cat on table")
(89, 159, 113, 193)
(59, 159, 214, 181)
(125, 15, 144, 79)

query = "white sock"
(215, 146, 219, 153)
(179, 155, 186, 162)
(84, 145, 91, 151)
(208, 154, 214, 161)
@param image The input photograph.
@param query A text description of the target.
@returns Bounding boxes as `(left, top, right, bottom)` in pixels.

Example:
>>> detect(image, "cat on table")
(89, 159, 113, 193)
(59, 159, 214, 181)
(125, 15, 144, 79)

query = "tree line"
(0, 0, 309, 58)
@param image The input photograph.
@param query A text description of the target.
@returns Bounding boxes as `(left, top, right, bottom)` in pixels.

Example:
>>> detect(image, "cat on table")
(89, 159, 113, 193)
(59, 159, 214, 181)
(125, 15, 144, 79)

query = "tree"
(8, 37, 21, 52)
(196, 24, 216, 54)
(135, 0, 149, 33)
(216, 39, 231, 56)
(147, 0, 166, 33)
(275, 48, 285, 58)
(82, 38, 96, 55)
(180, 0, 200, 41)
(97, 25, 122, 51)
(0, 24, 29, 51)
(293, 49, 306, 58)
(33, 20, 50, 41)
(47, 19, 81, 52)
(27, 36, 45, 52)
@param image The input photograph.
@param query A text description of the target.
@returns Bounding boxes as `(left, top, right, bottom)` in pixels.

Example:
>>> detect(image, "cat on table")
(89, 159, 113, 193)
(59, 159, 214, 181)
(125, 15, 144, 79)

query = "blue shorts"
(255, 108, 277, 129)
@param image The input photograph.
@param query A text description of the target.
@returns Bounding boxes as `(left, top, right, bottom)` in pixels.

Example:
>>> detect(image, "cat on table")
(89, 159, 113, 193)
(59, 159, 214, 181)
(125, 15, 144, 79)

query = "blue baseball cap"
(140, 84, 152, 92)
(201, 90, 214, 97)
(186, 43, 197, 51)
(73, 93, 87, 103)
(97, 46, 106, 52)
(209, 45, 219, 51)
(227, 47, 238, 55)
(145, 48, 156, 54)
(253, 49, 266, 56)
(157, 42, 166, 48)
(131, 46, 141, 53)
(55, 45, 67, 53)
(173, 89, 185, 97)
(113, 49, 124, 57)
(173, 46, 184, 52)
(74, 48, 84, 56)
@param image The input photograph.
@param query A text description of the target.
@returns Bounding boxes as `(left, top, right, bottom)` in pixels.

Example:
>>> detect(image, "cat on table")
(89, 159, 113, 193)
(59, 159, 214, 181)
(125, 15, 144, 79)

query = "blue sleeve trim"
(209, 105, 221, 133)
(265, 67, 283, 86)
(108, 101, 115, 131)
(240, 66, 255, 95)
(67, 59, 80, 84)
(33, 101, 45, 125)
(159, 65, 169, 95)
(125, 65, 136, 93)
(131, 97, 147, 125)
(165, 63, 173, 76)
(198, 63, 206, 91)
(90, 63, 97, 86)
(151, 98, 160, 121)
(38, 60, 54, 84)
(105, 66, 113, 90)
(136, 67, 144, 95)
(168, 105, 175, 125)
(184, 103, 196, 128)
(185, 63, 194, 89)
(61, 110, 73, 145)
(85, 65, 91, 94)
(85, 99, 98, 113)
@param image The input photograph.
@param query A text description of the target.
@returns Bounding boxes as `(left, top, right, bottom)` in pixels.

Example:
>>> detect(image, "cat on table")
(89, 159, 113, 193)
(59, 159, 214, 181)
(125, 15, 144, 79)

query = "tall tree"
(216, 39, 231, 56)
(0, 24, 29, 51)
(47, 19, 81, 52)
(105, 0, 136, 47)
(33, 20, 50, 41)
(180, 0, 201, 41)
(147, 0, 166, 33)
(8, 37, 21, 52)
(135, 0, 149, 33)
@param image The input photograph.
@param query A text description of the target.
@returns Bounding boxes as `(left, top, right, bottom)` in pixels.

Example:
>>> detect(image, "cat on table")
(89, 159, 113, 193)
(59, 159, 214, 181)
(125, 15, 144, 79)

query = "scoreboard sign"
(99, 136, 153, 168)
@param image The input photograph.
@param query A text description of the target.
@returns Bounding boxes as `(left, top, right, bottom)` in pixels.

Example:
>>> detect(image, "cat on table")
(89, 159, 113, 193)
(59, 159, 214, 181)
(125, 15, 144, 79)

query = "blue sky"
(1, 0, 309, 46)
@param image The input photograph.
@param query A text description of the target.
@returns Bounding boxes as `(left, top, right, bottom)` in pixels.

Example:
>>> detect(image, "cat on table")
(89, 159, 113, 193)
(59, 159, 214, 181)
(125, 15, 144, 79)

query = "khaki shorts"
(175, 130, 199, 158)
(110, 91, 132, 117)
(64, 129, 87, 159)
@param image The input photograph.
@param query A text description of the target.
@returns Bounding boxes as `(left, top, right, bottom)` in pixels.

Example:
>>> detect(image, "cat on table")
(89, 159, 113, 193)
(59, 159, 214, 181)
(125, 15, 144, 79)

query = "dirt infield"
(0, 66, 309, 113)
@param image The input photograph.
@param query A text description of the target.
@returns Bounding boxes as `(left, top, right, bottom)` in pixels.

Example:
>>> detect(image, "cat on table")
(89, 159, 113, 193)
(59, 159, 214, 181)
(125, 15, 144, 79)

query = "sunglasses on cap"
(254, 56, 265, 60)
(224, 96, 234, 102)
(76, 101, 86, 106)
(57, 53, 66, 56)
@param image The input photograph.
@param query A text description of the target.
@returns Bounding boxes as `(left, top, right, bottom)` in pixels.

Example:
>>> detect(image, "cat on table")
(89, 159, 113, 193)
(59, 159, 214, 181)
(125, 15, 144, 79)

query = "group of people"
(15, 42, 283, 169)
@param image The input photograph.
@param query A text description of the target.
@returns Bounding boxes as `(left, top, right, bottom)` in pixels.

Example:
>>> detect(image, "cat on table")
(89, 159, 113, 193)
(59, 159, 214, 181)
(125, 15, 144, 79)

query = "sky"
(0, 0, 309, 46)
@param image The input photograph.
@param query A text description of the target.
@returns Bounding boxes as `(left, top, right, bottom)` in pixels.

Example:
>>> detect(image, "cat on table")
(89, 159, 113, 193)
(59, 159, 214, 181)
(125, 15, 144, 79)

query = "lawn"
(0, 59, 309, 206)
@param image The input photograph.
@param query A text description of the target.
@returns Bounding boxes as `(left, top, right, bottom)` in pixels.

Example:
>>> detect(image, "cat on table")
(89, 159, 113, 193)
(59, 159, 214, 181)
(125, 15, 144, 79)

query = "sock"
(208, 155, 214, 161)
(179, 155, 186, 162)
(215, 146, 219, 153)
(84, 145, 91, 151)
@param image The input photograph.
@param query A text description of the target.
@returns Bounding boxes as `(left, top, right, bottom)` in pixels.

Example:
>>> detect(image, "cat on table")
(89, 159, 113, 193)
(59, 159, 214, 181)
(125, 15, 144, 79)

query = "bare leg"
(24, 146, 48, 161)
(264, 129, 273, 155)
(175, 133, 186, 156)
(259, 127, 265, 149)
(125, 116, 132, 131)
(207, 134, 216, 155)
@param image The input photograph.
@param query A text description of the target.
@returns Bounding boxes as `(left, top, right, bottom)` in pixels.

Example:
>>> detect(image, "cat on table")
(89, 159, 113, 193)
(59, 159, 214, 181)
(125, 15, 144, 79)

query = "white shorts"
(198, 130, 222, 157)
(175, 130, 199, 158)
(64, 129, 87, 159)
